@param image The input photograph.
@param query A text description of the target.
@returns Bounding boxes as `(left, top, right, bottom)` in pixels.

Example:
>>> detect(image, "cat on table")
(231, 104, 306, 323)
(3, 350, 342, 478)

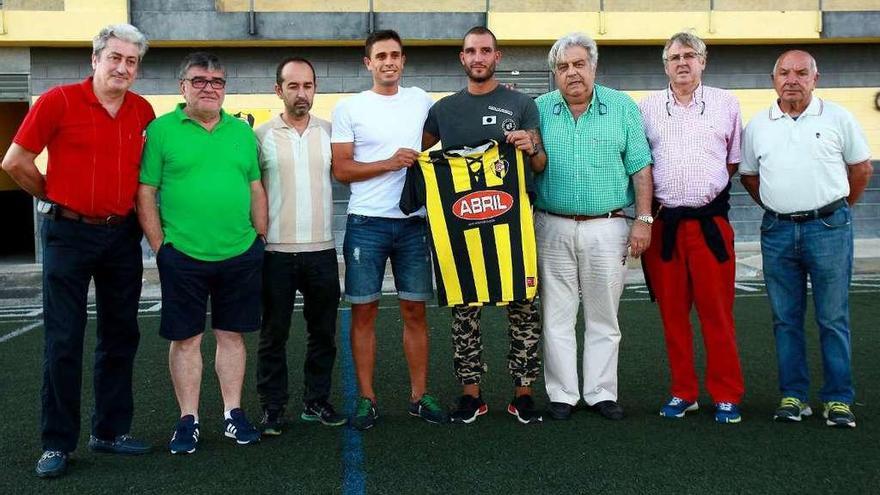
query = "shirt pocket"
(808, 129, 843, 162)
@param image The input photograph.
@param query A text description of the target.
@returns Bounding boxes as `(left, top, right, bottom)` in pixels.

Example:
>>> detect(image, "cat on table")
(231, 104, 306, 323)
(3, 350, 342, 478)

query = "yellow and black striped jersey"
(400, 140, 537, 307)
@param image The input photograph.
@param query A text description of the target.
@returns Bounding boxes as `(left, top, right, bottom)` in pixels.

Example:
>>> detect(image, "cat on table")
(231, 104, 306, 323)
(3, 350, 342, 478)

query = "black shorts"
(157, 238, 264, 341)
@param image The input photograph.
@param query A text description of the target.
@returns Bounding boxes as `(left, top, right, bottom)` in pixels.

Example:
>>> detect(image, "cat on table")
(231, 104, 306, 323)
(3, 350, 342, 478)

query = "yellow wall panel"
(0, 0, 128, 44)
(490, 10, 822, 42)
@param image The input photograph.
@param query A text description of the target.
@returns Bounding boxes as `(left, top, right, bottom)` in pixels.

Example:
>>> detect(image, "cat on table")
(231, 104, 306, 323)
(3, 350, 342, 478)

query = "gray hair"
(547, 32, 598, 71)
(177, 52, 226, 80)
(772, 50, 818, 75)
(662, 32, 706, 63)
(93, 24, 148, 60)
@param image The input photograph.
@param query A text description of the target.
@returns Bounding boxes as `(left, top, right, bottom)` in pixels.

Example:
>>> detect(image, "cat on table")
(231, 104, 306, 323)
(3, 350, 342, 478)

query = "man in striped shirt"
(638, 32, 745, 424)
(254, 57, 346, 434)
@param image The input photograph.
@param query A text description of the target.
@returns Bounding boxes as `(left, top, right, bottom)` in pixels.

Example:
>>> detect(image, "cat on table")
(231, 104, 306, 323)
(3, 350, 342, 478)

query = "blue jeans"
(760, 206, 854, 404)
(343, 214, 433, 303)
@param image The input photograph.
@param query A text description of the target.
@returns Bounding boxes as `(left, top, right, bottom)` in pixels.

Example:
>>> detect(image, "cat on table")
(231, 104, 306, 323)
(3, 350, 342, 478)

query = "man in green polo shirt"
(535, 33, 653, 422)
(136, 52, 268, 454)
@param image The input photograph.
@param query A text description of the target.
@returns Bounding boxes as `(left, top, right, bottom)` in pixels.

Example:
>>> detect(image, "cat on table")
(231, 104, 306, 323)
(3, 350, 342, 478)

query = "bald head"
(772, 50, 817, 76)
(772, 49, 819, 115)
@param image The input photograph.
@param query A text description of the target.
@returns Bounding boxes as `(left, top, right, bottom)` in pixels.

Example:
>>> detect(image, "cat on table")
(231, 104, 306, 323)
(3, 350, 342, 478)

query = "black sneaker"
(88, 434, 151, 455)
(260, 407, 285, 436)
(450, 394, 488, 424)
(351, 397, 379, 431)
(409, 394, 449, 424)
(592, 400, 625, 421)
(547, 401, 573, 420)
(169, 415, 200, 455)
(35, 450, 68, 478)
(302, 400, 347, 426)
(507, 394, 543, 424)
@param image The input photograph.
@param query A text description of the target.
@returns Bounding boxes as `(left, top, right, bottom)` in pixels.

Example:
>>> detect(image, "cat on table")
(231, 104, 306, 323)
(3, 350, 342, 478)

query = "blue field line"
(340, 309, 366, 495)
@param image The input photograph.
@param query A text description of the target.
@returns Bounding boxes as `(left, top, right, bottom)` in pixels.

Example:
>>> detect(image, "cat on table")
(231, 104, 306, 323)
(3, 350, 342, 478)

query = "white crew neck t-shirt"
(331, 87, 433, 218)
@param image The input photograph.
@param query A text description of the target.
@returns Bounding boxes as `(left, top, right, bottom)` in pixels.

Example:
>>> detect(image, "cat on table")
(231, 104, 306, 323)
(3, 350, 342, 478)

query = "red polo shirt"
(14, 77, 155, 217)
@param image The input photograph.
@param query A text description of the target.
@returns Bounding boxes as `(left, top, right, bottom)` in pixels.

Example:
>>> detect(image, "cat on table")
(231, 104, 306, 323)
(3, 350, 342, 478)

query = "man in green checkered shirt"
(535, 32, 654, 422)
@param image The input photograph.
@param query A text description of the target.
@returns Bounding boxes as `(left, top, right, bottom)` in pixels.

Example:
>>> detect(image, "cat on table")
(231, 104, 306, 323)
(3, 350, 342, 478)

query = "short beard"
(466, 65, 495, 83)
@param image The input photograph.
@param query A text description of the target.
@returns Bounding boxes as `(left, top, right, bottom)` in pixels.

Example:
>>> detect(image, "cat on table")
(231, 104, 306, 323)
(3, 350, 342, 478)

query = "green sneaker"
(351, 397, 378, 431)
(773, 397, 812, 422)
(408, 394, 449, 424)
(823, 401, 856, 428)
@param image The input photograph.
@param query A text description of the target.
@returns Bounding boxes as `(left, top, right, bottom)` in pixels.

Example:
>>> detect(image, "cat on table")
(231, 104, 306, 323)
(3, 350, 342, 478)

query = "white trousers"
(535, 211, 629, 406)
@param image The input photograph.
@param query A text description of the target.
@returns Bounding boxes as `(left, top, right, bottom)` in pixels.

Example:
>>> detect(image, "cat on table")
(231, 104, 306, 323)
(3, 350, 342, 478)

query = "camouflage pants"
(451, 299, 541, 387)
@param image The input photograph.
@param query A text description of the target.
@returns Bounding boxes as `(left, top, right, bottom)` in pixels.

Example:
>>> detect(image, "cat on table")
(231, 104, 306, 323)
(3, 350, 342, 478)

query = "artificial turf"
(0, 286, 877, 494)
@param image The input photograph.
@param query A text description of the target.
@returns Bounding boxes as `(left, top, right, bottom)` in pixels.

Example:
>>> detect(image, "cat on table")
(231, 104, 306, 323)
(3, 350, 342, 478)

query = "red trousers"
(643, 216, 744, 404)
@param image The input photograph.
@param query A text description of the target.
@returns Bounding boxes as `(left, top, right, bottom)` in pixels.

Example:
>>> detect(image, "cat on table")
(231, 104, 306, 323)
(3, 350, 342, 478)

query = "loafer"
(547, 401, 573, 420)
(593, 400, 625, 421)
(88, 434, 151, 455)
(35, 450, 68, 478)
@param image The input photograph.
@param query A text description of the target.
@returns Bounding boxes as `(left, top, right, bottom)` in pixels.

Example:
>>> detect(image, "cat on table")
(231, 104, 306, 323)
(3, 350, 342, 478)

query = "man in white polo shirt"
(254, 57, 346, 435)
(740, 50, 873, 428)
(330, 30, 447, 430)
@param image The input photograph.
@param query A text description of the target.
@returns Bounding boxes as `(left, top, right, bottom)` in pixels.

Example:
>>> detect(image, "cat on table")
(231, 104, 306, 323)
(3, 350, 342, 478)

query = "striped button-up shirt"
(255, 114, 335, 253)
(535, 85, 652, 215)
(638, 85, 742, 208)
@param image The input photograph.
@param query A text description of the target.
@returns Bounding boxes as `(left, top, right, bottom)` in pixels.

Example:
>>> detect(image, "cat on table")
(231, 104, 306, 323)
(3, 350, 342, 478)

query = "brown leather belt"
(56, 205, 129, 226)
(540, 209, 626, 221)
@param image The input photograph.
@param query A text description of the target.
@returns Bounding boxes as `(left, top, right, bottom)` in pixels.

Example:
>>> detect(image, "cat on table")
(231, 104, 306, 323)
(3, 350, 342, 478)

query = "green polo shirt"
(535, 86, 651, 215)
(140, 104, 260, 261)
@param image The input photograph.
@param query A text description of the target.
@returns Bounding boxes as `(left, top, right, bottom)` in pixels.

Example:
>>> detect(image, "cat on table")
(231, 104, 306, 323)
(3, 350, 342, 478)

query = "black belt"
(767, 198, 846, 222)
(53, 205, 130, 226)
(539, 209, 628, 221)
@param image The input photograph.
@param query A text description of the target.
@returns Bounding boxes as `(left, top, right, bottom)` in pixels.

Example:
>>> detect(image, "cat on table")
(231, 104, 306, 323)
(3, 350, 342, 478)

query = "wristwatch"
(636, 214, 654, 225)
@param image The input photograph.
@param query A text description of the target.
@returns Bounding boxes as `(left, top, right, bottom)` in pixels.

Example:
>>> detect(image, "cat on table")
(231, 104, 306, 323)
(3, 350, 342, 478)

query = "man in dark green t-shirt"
(136, 52, 268, 455)
(421, 26, 547, 425)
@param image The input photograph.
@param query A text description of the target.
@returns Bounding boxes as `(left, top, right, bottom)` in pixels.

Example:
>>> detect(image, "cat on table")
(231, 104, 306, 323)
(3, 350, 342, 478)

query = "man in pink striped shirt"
(638, 32, 745, 424)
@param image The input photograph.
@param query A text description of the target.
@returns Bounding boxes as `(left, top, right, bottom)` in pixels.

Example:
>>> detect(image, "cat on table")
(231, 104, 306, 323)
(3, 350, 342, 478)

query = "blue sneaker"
(224, 408, 261, 445)
(659, 397, 698, 418)
(715, 402, 742, 424)
(169, 415, 199, 455)
(88, 434, 151, 455)
(35, 450, 68, 478)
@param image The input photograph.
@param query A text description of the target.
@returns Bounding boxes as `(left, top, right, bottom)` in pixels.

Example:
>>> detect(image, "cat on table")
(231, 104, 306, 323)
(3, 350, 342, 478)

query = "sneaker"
(409, 393, 449, 424)
(659, 397, 699, 418)
(507, 394, 543, 424)
(223, 408, 261, 445)
(823, 401, 856, 428)
(773, 397, 813, 422)
(35, 450, 68, 478)
(592, 400, 625, 421)
(714, 402, 742, 424)
(547, 402, 573, 420)
(169, 415, 200, 455)
(302, 400, 347, 426)
(260, 407, 285, 436)
(351, 397, 379, 431)
(450, 394, 488, 424)
(88, 434, 151, 455)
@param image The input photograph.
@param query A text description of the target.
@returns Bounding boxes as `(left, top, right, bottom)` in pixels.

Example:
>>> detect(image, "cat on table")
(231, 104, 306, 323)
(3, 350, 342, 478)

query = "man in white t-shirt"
(331, 30, 447, 430)
(740, 50, 873, 428)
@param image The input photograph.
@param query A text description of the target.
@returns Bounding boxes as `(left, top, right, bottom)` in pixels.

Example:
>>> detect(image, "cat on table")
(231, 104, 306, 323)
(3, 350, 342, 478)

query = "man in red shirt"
(1, 24, 155, 479)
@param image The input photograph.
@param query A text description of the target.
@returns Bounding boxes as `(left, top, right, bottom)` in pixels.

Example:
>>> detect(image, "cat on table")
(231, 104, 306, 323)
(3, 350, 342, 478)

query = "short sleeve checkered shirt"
(535, 86, 652, 215)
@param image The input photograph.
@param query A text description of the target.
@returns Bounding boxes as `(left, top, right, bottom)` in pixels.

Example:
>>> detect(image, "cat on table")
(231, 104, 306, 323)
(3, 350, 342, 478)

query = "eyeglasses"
(183, 77, 227, 89)
(664, 52, 703, 63)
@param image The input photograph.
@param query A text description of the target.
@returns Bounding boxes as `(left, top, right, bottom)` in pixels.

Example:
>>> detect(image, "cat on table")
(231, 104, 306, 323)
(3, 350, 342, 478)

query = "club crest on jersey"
(526, 277, 536, 287)
(501, 118, 517, 132)
(452, 190, 513, 221)
(492, 159, 510, 179)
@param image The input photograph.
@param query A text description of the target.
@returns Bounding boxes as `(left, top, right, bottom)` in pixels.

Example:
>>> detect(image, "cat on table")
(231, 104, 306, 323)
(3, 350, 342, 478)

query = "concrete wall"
(29, 43, 880, 96)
